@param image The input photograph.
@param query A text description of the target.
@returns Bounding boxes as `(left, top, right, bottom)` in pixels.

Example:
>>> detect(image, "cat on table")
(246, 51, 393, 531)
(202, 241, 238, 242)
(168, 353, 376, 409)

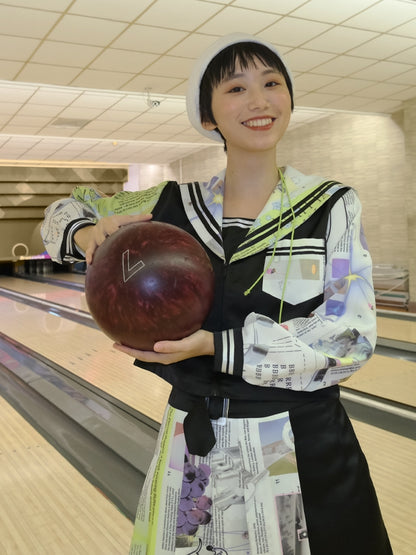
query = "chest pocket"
(262, 238, 326, 305)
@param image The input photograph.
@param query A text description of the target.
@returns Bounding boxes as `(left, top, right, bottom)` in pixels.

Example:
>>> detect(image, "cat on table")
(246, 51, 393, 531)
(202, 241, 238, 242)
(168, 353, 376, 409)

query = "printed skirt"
(129, 398, 392, 555)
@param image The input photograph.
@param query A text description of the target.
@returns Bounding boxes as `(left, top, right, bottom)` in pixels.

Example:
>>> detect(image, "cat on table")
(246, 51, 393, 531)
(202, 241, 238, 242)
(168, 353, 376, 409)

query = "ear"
(201, 120, 217, 131)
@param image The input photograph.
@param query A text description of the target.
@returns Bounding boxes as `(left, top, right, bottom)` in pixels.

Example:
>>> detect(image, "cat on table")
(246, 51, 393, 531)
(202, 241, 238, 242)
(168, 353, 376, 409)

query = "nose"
(247, 85, 269, 110)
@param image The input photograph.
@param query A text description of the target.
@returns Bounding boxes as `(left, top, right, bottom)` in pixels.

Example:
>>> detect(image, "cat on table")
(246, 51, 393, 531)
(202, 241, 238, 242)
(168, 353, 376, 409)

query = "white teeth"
(243, 118, 273, 127)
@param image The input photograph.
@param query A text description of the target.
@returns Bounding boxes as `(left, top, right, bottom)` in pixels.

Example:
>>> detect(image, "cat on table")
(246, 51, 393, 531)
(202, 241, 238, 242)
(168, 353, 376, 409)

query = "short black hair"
(199, 41, 294, 130)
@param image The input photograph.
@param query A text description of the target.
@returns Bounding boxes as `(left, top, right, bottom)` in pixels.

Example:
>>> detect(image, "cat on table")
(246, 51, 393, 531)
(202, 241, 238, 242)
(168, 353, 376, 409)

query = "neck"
(223, 149, 281, 218)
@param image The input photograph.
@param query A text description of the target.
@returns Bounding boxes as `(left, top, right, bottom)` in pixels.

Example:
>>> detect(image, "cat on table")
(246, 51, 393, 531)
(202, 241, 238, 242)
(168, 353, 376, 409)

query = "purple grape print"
(176, 456, 213, 540)
(196, 495, 212, 510)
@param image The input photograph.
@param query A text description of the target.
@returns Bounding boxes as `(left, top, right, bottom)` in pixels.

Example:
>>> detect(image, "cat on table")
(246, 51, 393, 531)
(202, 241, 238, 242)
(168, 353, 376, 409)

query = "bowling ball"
(85, 221, 215, 350)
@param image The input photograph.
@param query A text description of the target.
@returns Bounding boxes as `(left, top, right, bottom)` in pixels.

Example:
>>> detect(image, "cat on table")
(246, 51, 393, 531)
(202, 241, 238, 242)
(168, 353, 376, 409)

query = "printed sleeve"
(41, 182, 169, 263)
(213, 190, 377, 391)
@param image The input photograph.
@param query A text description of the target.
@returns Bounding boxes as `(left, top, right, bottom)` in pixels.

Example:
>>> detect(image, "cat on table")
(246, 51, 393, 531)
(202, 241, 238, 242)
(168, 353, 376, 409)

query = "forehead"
(215, 48, 284, 83)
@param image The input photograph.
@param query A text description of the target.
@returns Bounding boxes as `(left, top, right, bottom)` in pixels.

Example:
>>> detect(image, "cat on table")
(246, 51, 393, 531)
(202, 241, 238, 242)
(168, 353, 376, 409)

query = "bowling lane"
(0, 293, 171, 425)
(0, 275, 89, 311)
(377, 313, 416, 346)
(48, 271, 86, 285)
(351, 419, 415, 555)
(343, 353, 416, 408)
(0, 395, 133, 555)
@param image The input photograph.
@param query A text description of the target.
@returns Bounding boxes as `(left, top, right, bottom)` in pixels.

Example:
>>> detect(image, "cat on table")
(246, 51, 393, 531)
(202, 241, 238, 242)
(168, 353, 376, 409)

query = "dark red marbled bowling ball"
(85, 221, 215, 350)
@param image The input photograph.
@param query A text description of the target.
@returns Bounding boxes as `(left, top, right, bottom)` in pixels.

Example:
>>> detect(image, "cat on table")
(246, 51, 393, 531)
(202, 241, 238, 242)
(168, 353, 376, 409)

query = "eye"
(265, 80, 280, 88)
(228, 85, 244, 93)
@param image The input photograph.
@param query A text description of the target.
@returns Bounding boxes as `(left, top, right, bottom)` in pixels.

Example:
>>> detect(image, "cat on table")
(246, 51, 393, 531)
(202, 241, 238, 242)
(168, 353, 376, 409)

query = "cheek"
(274, 98, 292, 123)
(281, 93, 293, 113)
(211, 95, 239, 121)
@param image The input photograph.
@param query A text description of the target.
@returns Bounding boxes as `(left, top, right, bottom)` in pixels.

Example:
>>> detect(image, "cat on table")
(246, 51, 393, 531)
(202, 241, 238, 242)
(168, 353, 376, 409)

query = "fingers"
(86, 213, 152, 264)
(113, 343, 176, 364)
(118, 214, 153, 227)
(113, 343, 147, 357)
(153, 338, 187, 353)
(85, 241, 98, 265)
(112, 332, 213, 364)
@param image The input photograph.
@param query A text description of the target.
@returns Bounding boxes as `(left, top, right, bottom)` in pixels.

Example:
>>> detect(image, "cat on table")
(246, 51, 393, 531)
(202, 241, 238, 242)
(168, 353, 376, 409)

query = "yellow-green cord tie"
(244, 168, 296, 325)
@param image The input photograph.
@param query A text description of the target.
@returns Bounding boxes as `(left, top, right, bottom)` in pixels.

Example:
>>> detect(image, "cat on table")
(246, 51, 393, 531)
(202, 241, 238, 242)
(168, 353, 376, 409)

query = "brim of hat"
(186, 33, 293, 143)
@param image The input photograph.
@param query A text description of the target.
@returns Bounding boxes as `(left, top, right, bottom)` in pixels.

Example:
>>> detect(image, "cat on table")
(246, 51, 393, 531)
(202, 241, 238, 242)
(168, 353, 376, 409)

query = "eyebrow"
(222, 68, 281, 83)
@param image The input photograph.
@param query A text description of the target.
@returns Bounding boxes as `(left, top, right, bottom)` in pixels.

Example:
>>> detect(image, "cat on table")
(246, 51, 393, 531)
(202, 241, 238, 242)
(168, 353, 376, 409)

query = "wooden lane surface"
(50, 272, 86, 284)
(0, 395, 133, 555)
(0, 276, 89, 312)
(0, 294, 171, 425)
(343, 353, 416, 407)
(351, 419, 416, 555)
(377, 314, 416, 344)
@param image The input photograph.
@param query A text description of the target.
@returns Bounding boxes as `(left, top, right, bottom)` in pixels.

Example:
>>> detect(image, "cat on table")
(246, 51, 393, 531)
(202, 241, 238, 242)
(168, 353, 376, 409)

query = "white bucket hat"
(186, 33, 293, 142)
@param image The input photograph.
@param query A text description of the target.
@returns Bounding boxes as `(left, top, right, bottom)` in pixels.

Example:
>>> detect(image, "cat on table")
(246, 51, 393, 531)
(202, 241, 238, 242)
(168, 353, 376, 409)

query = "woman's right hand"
(75, 213, 152, 264)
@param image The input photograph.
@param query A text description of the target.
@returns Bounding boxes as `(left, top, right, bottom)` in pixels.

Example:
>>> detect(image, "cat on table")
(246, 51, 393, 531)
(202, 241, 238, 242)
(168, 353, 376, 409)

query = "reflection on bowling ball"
(85, 221, 215, 350)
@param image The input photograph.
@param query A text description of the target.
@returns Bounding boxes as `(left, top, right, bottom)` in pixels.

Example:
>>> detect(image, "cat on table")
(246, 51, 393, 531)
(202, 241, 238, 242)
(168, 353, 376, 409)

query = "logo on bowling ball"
(122, 250, 145, 283)
(85, 221, 215, 350)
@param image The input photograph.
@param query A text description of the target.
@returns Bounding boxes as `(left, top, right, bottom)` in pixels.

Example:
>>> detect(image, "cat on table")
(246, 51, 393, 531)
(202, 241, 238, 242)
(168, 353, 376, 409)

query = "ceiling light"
(51, 118, 91, 128)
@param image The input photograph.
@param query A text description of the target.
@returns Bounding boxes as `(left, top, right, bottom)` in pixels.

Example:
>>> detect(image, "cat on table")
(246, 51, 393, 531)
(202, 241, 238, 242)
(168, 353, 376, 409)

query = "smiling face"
(202, 59, 292, 155)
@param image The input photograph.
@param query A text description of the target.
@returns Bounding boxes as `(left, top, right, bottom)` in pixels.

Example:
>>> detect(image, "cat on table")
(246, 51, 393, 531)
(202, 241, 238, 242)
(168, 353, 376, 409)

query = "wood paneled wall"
(0, 166, 127, 260)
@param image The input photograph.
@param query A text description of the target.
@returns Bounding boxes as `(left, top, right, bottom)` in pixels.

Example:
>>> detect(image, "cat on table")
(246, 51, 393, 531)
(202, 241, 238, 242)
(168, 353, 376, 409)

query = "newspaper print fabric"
(238, 188, 376, 391)
(41, 181, 169, 263)
(130, 407, 310, 555)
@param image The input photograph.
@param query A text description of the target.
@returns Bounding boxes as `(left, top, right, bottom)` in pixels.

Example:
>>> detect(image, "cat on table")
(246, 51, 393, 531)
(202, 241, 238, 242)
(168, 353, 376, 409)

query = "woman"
(41, 33, 392, 555)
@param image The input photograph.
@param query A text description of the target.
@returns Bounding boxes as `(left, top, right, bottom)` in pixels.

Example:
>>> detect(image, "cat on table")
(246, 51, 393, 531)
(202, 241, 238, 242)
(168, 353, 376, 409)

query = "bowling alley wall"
(170, 103, 416, 311)
(0, 166, 127, 260)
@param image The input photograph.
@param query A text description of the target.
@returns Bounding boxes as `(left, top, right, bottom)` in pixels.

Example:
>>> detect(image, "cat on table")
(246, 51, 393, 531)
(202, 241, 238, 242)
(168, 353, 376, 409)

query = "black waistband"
(169, 386, 340, 457)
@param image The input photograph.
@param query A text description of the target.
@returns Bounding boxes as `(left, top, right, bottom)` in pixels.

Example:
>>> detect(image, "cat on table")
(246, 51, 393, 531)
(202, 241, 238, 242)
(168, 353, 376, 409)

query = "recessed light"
(51, 118, 91, 128)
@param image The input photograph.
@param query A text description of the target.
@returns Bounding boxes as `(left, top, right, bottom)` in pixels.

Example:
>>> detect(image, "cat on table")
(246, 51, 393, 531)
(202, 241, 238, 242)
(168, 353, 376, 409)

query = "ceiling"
(0, 0, 415, 166)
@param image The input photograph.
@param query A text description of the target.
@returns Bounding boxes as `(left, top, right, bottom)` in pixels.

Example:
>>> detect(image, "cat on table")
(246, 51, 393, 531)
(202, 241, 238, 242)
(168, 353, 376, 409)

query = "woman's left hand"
(113, 329, 214, 365)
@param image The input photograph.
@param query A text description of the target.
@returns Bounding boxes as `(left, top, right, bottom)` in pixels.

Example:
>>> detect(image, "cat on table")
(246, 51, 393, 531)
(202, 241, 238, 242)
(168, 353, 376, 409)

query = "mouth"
(242, 117, 275, 129)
